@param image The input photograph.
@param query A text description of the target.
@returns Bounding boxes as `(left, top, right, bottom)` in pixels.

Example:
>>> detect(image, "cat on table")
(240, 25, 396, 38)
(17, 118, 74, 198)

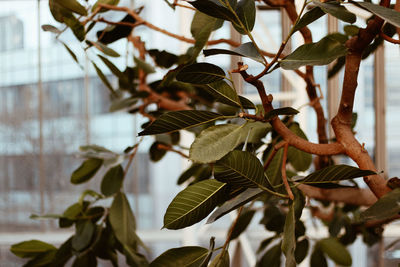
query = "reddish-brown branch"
(238, 63, 345, 156)
(157, 143, 189, 159)
(264, 141, 286, 170)
(298, 184, 377, 206)
(281, 143, 294, 200)
(380, 32, 400, 44)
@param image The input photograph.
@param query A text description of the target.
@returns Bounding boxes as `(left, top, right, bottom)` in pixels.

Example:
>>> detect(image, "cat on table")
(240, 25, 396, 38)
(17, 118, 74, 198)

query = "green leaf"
(230, 209, 256, 240)
(360, 188, 400, 221)
(134, 57, 156, 74)
(191, 11, 223, 58)
(54, 0, 87, 16)
(148, 49, 179, 68)
(214, 150, 273, 191)
(312, 0, 356, 24)
(206, 80, 241, 107)
(176, 63, 225, 84)
(63, 14, 85, 41)
(190, 0, 239, 23)
(233, 0, 256, 34)
(264, 107, 299, 121)
(23, 250, 57, 267)
(101, 164, 124, 196)
(163, 179, 227, 229)
(72, 252, 97, 267)
(204, 42, 264, 63)
(318, 237, 352, 266)
(92, 0, 120, 12)
(109, 192, 139, 247)
(49, 0, 71, 23)
(50, 238, 73, 266)
(280, 35, 347, 70)
(257, 244, 281, 267)
(287, 123, 312, 172)
(297, 164, 376, 184)
(89, 41, 120, 57)
(61, 42, 80, 65)
(295, 238, 309, 264)
(41, 24, 62, 34)
(109, 97, 138, 112)
(150, 246, 209, 267)
(356, 2, 400, 28)
(310, 246, 327, 267)
(139, 110, 228, 136)
(72, 220, 95, 251)
(265, 147, 284, 186)
(209, 250, 230, 267)
(11, 240, 56, 258)
(282, 201, 296, 267)
(207, 188, 263, 223)
(92, 61, 117, 96)
(293, 7, 325, 34)
(149, 141, 167, 162)
(239, 95, 256, 109)
(190, 124, 244, 163)
(71, 158, 103, 184)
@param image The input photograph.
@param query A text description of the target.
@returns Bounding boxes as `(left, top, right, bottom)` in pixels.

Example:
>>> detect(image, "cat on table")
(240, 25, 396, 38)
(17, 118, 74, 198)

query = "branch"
(297, 184, 377, 206)
(156, 143, 189, 159)
(238, 63, 345, 156)
(96, 4, 277, 58)
(281, 143, 294, 200)
(380, 32, 400, 44)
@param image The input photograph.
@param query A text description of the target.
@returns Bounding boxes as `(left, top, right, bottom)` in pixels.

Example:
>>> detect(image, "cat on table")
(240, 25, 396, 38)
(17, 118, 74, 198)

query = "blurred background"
(1, 0, 400, 266)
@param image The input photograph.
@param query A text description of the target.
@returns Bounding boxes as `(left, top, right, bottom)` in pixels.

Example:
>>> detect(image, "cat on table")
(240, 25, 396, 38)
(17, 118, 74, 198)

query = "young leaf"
(163, 179, 227, 229)
(318, 237, 352, 266)
(176, 63, 225, 84)
(209, 249, 230, 267)
(356, 2, 400, 28)
(214, 150, 273, 190)
(139, 110, 228, 136)
(11, 240, 56, 258)
(233, 0, 256, 34)
(23, 250, 57, 267)
(204, 42, 264, 63)
(63, 14, 85, 41)
(54, 0, 87, 16)
(189, 124, 244, 163)
(292, 7, 325, 34)
(207, 188, 263, 223)
(312, 0, 356, 24)
(360, 188, 400, 221)
(150, 246, 209, 267)
(298, 164, 376, 184)
(280, 35, 347, 70)
(71, 158, 103, 184)
(101, 164, 124, 196)
(189, 0, 239, 23)
(282, 200, 296, 267)
(61, 42, 80, 65)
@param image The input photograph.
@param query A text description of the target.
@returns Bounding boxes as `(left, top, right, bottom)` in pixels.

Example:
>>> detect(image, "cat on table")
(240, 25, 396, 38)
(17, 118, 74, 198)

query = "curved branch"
(298, 184, 377, 206)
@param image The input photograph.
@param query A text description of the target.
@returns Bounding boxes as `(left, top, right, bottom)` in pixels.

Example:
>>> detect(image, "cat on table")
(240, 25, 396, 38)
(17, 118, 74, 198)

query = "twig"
(380, 32, 400, 44)
(82, 6, 101, 25)
(264, 141, 286, 170)
(239, 112, 266, 122)
(281, 143, 294, 200)
(222, 206, 244, 252)
(124, 141, 141, 176)
(157, 143, 189, 159)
